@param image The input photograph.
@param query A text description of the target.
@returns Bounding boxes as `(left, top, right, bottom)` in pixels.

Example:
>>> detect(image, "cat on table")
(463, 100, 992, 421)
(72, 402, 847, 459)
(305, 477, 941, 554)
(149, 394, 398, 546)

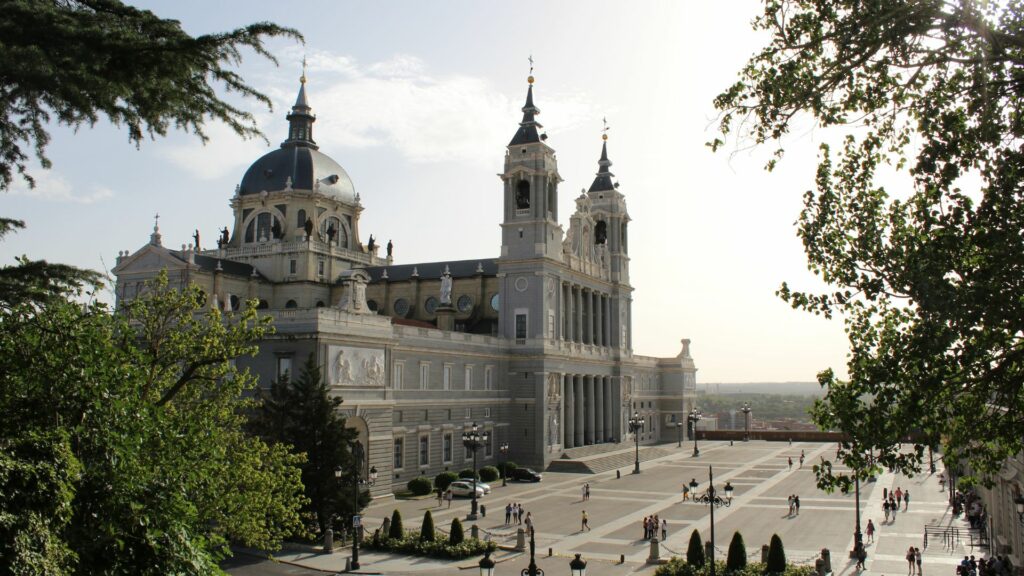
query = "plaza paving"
(246, 440, 979, 575)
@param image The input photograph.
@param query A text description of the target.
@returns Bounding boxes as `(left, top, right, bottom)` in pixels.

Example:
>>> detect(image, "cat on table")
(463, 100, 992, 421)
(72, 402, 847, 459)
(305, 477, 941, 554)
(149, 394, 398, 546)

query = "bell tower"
(499, 73, 563, 260)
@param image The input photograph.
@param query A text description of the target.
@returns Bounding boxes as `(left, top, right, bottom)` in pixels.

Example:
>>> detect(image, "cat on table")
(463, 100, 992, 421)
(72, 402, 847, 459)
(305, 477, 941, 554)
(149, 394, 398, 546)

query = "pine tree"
(389, 510, 404, 540)
(766, 534, 786, 574)
(420, 511, 435, 542)
(253, 353, 361, 533)
(449, 518, 464, 545)
(687, 529, 705, 567)
(726, 531, 747, 572)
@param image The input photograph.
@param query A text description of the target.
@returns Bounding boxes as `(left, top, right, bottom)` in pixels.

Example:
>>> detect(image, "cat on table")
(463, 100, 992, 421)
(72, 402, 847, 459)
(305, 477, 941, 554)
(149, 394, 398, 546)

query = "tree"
(726, 531, 747, 572)
(766, 534, 786, 574)
(253, 353, 362, 533)
(389, 510, 404, 540)
(0, 0, 300, 308)
(712, 0, 1024, 486)
(0, 274, 306, 574)
(686, 529, 705, 566)
(420, 511, 435, 542)
(448, 518, 464, 546)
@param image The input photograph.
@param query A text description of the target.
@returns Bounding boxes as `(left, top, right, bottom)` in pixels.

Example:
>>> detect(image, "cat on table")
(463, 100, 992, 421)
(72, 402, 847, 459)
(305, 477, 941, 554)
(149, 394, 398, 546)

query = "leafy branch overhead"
(713, 0, 1024, 486)
(0, 0, 302, 191)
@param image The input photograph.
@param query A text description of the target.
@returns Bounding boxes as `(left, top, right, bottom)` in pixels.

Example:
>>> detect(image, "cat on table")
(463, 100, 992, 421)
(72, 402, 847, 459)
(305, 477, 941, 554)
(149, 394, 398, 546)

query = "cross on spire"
(528, 54, 534, 75)
(300, 55, 307, 84)
(153, 212, 160, 231)
(602, 117, 610, 140)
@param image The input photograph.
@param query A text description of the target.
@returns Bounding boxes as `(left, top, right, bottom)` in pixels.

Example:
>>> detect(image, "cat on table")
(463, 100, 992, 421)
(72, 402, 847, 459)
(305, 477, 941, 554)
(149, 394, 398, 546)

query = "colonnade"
(561, 374, 618, 449)
(560, 283, 612, 346)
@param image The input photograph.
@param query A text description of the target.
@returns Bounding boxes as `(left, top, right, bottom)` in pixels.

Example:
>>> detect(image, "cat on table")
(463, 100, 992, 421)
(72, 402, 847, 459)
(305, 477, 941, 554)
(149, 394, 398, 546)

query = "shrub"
(458, 468, 479, 481)
(363, 531, 496, 559)
(479, 466, 499, 482)
(389, 509, 404, 539)
(655, 560, 816, 576)
(766, 534, 786, 574)
(407, 476, 433, 496)
(726, 531, 746, 572)
(687, 529, 705, 567)
(420, 511, 435, 542)
(449, 518, 464, 545)
(498, 461, 517, 475)
(435, 471, 459, 492)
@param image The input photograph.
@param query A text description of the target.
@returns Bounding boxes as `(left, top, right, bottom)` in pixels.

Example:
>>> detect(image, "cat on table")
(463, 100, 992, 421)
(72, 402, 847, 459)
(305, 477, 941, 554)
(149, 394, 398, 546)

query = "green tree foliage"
(252, 353, 361, 533)
(726, 531, 747, 571)
(687, 529, 705, 566)
(407, 476, 433, 496)
(434, 471, 459, 492)
(766, 534, 786, 574)
(713, 0, 1024, 485)
(479, 466, 499, 482)
(0, 274, 306, 574)
(420, 511, 435, 542)
(448, 518, 464, 546)
(389, 510, 404, 540)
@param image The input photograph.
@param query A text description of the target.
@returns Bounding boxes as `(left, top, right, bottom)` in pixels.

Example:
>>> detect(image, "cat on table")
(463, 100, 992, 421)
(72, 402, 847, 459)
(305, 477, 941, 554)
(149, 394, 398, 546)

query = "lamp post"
(462, 422, 488, 520)
(523, 522, 543, 576)
(478, 550, 496, 576)
(500, 442, 510, 487)
(740, 402, 751, 441)
(853, 474, 862, 553)
(628, 412, 645, 474)
(569, 553, 588, 575)
(1014, 494, 1024, 525)
(688, 408, 702, 457)
(695, 466, 728, 576)
(676, 421, 683, 447)
(348, 441, 372, 570)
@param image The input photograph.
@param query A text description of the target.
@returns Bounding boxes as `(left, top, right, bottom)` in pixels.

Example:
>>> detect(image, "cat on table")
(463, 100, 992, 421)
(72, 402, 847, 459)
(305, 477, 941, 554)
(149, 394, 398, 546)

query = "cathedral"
(113, 69, 698, 497)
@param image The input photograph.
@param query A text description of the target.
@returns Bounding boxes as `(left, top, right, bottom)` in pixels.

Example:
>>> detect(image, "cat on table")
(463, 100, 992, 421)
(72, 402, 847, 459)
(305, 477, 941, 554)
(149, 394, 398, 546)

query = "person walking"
(787, 494, 795, 516)
(438, 488, 444, 507)
(661, 518, 668, 540)
(915, 547, 922, 575)
(525, 511, 534, 535)
(788, 456, 793, 470)
(682, 483, 690, 502)
(906, 546, 917, 575)
(866, 519, 875, 543)
(585, 483, 591, 501)
(883, 499, 891, 522)
(581, 510, 590, 532)
(904, 489, 910, 510)
(794, 495, 801, 515)
(445, 489, 452, 509)
(895, 486, 903, 503)
(855, 543, 867, 571)
(505, 502, 512, 525)
(799, 450, 805, 468)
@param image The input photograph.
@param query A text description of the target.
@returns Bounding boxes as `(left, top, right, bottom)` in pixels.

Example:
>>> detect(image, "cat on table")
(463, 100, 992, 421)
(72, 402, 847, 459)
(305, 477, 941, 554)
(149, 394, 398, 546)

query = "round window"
(514, 277, 529, 292)
(457, 295, 473, 313)
(393, 298, 410, 317)
(367, 299, 378, 312)
(490, 293, 500, 312)
(425, 296, 439, 315)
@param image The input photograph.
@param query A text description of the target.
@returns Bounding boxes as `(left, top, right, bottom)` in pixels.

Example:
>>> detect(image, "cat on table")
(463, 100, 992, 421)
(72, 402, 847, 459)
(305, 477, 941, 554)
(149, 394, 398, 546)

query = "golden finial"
(602, 117, 610, 141)
(300, 55, 307, 84)
(528, 54, 534, 84)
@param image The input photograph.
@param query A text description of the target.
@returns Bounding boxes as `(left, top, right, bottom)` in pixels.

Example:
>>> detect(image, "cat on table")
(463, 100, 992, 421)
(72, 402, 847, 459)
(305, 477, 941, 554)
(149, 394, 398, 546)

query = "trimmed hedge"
(686, 529, 705, 567)
(407, 476, 433, 496)
(449, 518, 464, 545)
(388, 509, 403, 539)
(498, 461, 517, 475)
(434, 471, 459, 492)
(479, 466, 499, 482)
(726, 531, 747, 571)
(366, 530, 496, 559)
(655, 560, 816, 576)
(766, 534, 786, 574)
(458, 469, 479, 481)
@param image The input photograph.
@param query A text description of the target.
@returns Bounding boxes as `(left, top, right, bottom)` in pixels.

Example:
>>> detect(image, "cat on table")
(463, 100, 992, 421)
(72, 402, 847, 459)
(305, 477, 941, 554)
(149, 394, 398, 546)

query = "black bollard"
(617, 470, 621, 479)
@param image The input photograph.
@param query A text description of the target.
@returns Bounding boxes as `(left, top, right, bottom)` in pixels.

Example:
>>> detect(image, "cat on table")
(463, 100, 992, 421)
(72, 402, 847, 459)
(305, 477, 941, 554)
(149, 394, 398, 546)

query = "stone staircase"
(547, 442, 680, 474)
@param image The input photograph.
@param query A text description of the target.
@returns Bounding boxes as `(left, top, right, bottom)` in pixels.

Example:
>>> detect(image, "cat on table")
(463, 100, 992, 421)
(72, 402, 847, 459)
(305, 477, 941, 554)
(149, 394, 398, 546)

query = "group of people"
(581, 483, 591, 501)
(959, 554, 1015, 576)
(905, 546, 922, 575)
(641, 515, 667, 541)
(882, 486, 910, 522)
(786, 494, 801, 516)
(787, 449, 806, 470)
(504, 502, 529, 526)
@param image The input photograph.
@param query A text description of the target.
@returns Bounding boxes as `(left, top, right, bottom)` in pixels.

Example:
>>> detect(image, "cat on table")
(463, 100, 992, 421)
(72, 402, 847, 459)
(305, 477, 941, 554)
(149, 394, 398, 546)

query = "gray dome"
(238, 146, 356, 202)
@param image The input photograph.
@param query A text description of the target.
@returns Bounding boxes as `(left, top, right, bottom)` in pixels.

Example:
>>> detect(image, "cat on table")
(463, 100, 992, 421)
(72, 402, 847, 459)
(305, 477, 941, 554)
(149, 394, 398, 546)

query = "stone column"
(596, 293, 604, 347)
(604, 377, 613, 443)
(574, 375, 584, 447)
(592, 291, 599, 346)
(564, 374, 575, 449)
(574, 286, 582, 343)
(585, 376, 596, 445)
(595, 375, 605, 443)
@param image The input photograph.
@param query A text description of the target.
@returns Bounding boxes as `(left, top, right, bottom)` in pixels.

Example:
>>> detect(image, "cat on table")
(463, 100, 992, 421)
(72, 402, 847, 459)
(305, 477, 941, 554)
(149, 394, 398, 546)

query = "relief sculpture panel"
(329, 345, 385, 387)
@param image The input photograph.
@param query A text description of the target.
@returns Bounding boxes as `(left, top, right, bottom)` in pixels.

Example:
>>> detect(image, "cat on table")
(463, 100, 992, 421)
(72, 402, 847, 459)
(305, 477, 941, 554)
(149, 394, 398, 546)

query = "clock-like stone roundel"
(393, 298, 410, 317)
(457, 294, 473, 313)
(425, 296, 439, 315)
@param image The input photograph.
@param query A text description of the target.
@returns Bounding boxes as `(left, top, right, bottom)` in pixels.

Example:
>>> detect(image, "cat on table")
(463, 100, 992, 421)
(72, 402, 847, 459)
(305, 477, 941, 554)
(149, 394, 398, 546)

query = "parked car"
(448, 480, 487, 497)
(510, 468, 542, 482)
(475, 481, 492, 494)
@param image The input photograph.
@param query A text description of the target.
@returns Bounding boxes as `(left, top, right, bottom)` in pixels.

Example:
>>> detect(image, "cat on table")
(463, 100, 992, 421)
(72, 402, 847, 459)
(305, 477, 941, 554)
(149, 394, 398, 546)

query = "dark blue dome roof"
(238, 146, 356, 202)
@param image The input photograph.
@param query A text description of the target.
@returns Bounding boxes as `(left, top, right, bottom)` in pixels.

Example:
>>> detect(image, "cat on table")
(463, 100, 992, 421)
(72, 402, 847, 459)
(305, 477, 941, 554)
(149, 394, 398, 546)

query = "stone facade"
(112, 72, 697, 498)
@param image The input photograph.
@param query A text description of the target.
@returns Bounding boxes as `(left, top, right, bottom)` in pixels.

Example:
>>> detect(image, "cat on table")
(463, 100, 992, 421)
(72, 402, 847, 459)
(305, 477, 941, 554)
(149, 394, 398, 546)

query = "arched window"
(595, 221, 608, 245)
(320, 216, 344, 247)
(285, 299, 298, 309)
(296, 209, 307, 231)
(516, 180, 530, 209)
(257, 299, 269, 310)
(256, 212, 272, 241)
(229, 294, 240, 311)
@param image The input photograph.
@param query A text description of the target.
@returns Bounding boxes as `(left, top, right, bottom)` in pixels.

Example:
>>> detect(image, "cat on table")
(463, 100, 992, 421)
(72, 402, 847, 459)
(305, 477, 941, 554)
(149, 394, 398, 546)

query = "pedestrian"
(883, 499, 890, 522)
(884, 487, 888, 500)
(581, 484, 587, 502)
(906, 546, 916, 575)
(581, 510, 590, 532)
(895, 486, 903, 503)
(855, 543, 867, 571)
(787, 494, 795, 516)
(585, 483, 591, 501)
(525, 511, 533, 535)
(788, 456, 793, 470)
(438, 488, 444, 507)
(915, 547, 922, 575)
(866, 519, 875, 543)
(445, 489, 452, 509)
(661, 518, 668, 540)
(505, 502, 512, 525)
(642, 516, 649, 540)
(904, 489, 910, 510)
(794, 495, 801, 515)
(518, 503, 524, 524)
(891, 497, 898, 517)
(682, 483, 690, 501)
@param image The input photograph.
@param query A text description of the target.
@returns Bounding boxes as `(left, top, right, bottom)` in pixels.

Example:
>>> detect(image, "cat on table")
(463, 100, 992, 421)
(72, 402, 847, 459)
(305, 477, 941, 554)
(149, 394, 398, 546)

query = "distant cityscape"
(695, 382, 823, 432)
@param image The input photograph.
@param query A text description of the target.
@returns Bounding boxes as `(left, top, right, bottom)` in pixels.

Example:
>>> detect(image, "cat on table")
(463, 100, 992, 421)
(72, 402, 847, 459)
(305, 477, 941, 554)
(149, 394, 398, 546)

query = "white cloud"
(8, 171, 113, 204)
(162, 118, 272, 181)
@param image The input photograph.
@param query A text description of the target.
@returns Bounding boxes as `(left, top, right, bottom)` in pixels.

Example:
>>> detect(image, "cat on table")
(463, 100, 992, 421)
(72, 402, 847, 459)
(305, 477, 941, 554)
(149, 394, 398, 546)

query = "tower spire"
(589, 120, 616, 192)
(284, 63, 317, 149)
(509, 58, 543, 146)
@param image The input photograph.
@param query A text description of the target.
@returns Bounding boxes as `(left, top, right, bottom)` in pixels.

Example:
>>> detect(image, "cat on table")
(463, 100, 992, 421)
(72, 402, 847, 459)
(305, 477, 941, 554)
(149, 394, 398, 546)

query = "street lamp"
(569, 553, 588, 576)
(676, 421, 683, 447)
(688, 408, 702, 457)
(695, 466, 728, 576)
(478, 550, 496, 576)
(349, 441, 366, 570)
(462, 422, 489, 520)
(500, 442, 510, 487)
(1014, 494, 1024, 525)
(628, 412, 645, 474)
(523, 522, 542, 576)
(740, 403, 751, 441)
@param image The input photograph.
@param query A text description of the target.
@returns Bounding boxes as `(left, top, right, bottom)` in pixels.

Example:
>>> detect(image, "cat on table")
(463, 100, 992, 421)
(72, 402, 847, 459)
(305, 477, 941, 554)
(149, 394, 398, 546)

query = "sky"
(1, 0, 855, 384)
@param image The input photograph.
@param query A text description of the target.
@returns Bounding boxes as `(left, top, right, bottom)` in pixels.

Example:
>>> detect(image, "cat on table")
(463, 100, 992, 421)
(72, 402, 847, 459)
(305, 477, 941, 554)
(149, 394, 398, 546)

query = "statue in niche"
(440, 267, 453, 304)
(327, 224, 337, 244)
(387, 239, 393, 258)
(304, 217, 314, 240)
(335, 349, 353, 384)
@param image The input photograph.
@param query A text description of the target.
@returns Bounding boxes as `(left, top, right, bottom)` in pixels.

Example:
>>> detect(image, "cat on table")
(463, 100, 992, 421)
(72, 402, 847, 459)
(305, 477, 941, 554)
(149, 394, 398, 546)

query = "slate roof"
(362, 258, 498, 283)
(170, 251, 265, 280)
(509, 84, 543, 146)
(588, 141, 616, 192)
